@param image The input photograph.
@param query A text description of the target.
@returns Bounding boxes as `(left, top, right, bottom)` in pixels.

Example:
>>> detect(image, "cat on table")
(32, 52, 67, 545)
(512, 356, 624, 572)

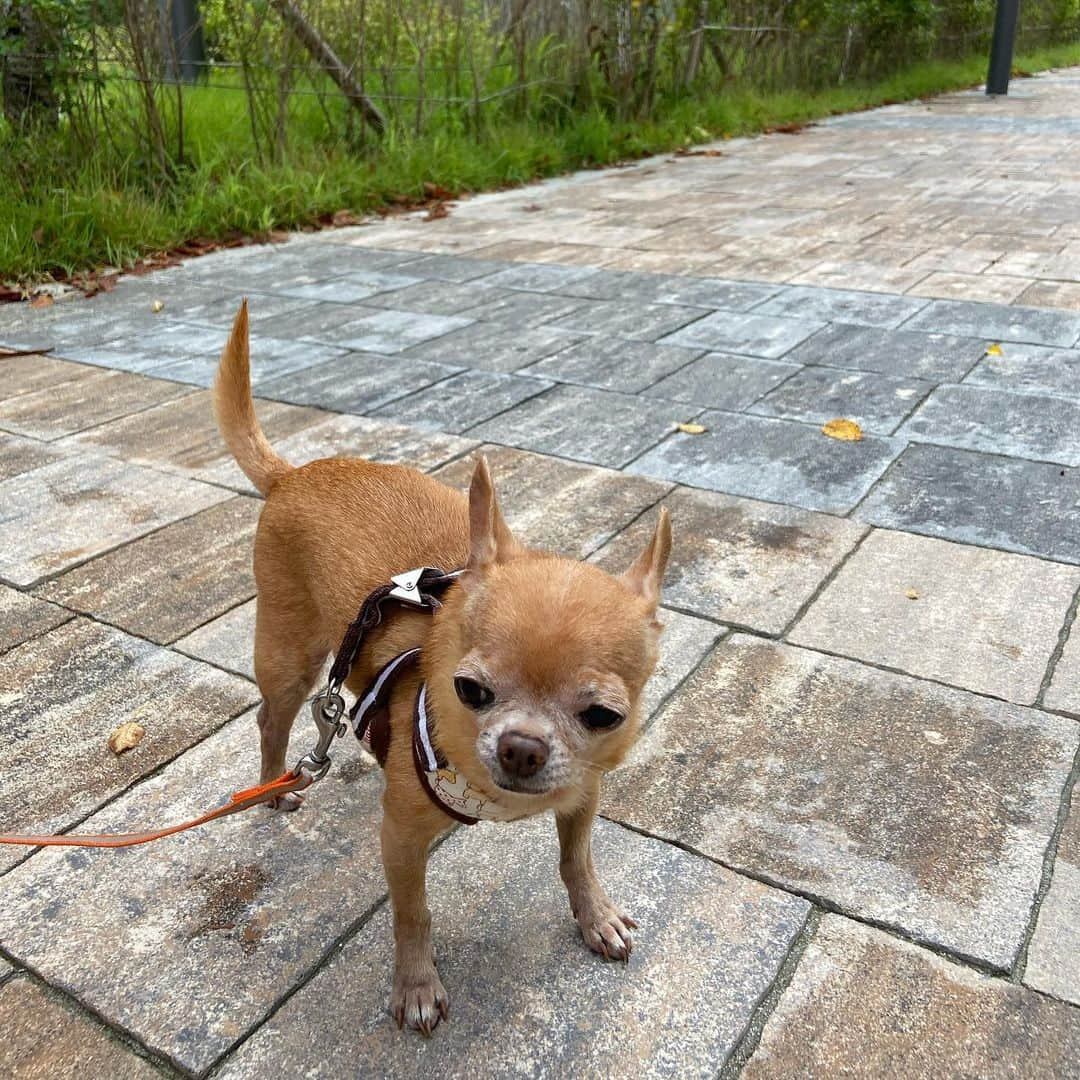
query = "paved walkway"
(2, 69, 1080, 1079)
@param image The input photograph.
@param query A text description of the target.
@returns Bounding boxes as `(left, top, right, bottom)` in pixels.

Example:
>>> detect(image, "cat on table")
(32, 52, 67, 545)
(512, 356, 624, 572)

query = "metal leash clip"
(294, 690, 347, 782)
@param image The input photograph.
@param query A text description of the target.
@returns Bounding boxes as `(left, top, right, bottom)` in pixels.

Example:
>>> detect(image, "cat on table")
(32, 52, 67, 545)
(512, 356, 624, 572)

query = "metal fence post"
(161, 0, 207, 83)
(986, 0, 1021, 95)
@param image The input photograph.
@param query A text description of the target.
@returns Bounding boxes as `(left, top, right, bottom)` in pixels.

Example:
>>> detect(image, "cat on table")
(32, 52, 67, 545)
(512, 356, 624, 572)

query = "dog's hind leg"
(252, 589, 329, 809)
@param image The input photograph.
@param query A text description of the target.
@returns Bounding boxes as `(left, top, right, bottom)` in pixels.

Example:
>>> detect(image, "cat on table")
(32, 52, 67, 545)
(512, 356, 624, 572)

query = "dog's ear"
(467, 455, 521, 570)
(621, 507, 672, 612)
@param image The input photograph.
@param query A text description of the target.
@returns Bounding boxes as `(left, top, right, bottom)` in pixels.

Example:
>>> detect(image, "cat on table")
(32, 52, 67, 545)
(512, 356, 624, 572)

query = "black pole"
(162, 0, 207, 84)
(986, 0, 1021, 95)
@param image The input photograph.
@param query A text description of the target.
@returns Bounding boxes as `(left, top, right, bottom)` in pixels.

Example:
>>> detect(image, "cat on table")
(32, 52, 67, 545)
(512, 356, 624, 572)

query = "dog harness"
(324, 566, 516, 826)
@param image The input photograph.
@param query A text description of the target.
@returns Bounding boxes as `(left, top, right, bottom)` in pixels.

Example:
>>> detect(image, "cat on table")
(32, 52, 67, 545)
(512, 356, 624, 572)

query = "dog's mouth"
(491, 774, 555, 796)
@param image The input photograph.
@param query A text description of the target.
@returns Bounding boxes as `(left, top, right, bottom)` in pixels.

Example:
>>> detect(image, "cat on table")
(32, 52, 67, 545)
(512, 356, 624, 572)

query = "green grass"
(4, 40, 1080, 285)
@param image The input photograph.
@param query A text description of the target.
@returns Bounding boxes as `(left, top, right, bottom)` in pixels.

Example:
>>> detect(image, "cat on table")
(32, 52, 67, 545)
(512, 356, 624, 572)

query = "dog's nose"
(497, 731, 549, 778)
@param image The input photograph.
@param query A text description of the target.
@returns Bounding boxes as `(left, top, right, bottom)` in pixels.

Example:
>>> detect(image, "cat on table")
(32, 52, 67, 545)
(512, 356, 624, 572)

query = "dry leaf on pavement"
(676, 422, 708, 435)
(985, 343, 1003, 356)
(108, 721, 145, 754)
(821, 418, 863, 441)
(905, 588, 919, 600)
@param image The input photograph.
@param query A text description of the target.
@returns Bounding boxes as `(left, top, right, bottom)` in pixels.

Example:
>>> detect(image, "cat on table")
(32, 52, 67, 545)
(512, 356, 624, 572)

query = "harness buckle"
(388, 566, 439, 608)
(293, 692, 347, 782)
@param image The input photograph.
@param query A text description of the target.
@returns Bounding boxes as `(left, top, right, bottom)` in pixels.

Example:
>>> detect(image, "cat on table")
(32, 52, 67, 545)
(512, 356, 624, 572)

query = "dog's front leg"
(381, 809, 449, 1035)
(556, 785, 637, 962)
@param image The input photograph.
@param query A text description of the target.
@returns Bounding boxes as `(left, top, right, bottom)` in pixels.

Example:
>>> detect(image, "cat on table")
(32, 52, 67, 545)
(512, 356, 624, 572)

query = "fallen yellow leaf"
(29, 293, 54, 309)
(676, 422, 708, 435)
(905, 588, 919, 600)
(985, 343, 1003, 356)
(821, 418, 863, 441)
(108, 721, 145, 755)
(151, 299, 164, 313)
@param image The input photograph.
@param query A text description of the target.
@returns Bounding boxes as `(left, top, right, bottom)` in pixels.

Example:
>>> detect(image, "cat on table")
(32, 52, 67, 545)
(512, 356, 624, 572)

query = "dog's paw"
(267, 791, 304, 812)
(391, 969, 449, 1037)
(574, 894, 637, 963)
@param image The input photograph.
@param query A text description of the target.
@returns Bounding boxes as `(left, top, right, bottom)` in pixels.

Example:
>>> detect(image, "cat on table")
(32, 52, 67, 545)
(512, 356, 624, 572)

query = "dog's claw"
(390, 969, 450, 1037)
(268, 791, 304, 812)
(573, 889, 636, 964)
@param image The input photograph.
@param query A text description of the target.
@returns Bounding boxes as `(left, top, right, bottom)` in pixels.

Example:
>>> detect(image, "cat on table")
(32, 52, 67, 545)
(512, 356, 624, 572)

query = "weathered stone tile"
(630, 412, 903, 514)
(0, 977, 160, 1080)
(174, 598, 255, 680)
(1024, 785, 1080, 1005)
(904, 299, 1080, 348)
(1020, 280, 1080, 310)
(218, 817, 811, 1080)
(744, 917, 1080, 1079)
(0, 619, 255, 869)
(965, 343, 1080, 398)
(651, 277, 782, 311)
(366, 280, 510, 316)
(754, 285, 928, 329)
(333, 309, 474, 354)
(62, 319, 229, 375)
(434, 444, 671, 558)
(37, 497, 261, 644)
(0, 367, 191, 440)
(404, 321, 583, 372)
(0, 584, 71, 653)
(462, 290, 587, 328)
(255, 351, 459, 414)
(0, 455, 228, 587)
(791, 529, 1079, 703)
(899, 384, 1080, 465)
(660, 310, 823, 358)
(790, 258, 931, 295)
(858, 442, 1080, 564)
(59, 389, 323, 482)
(471, 385, 685, 468)
(197, 412, 476, 493)
(0, 354, 89, 399)
(259, 301, 373, 343)
(602, 635, 1079, 967)
(1044, 619, 1080, 715)
(528, 337, 703, 394)
(0, 711, 387, 1073)
(552, 268, 687, 302)
(479, 263, 599, 292)
(374, 370, 550, 433)
(594, 486, 865, 634)
(785, 323, 986, 380)
(907, 271, 1030, 304)
(644, 610, 723, 719)
(749, 366, 933, 434)
(275, 269, 421, 304)
(548, 300, 706, 342)
(390, 253, 510, 281)
(0, 431, 67, 481)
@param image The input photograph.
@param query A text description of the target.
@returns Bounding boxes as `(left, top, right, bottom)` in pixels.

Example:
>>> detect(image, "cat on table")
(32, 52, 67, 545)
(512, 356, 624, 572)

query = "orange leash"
(0, 769, 313, 849)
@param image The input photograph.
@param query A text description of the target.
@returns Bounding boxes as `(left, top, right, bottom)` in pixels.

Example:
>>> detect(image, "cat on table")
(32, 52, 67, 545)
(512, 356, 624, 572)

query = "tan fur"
(215, 303, 671, 1035)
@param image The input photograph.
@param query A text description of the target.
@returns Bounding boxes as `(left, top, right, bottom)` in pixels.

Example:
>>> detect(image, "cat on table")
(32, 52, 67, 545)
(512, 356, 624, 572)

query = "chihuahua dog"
(214, 301, 671, 1035)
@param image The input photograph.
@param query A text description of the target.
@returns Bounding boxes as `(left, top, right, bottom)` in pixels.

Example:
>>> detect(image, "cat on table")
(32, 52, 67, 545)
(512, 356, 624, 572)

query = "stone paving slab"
(593, 485, 865, 634)
(899, 383, 1080, 466)
(1025, 785, 1080, 1006)
(527, 336, 704, 394)
(373, 369, 551, 433)
(965, 343, 1080, 398)
(904, 299, 1080, 347)
(37, 496, 261, 644)
(659, 310, 824, 358)
(1045, 625, 1080, 716)
(790, 529, 1080, 704)
(0, 978, 160, 1080)
(753, 285, 928, 329)
(856, 442, 1080, 565)
(644, 352, 800, 411)
(602, 635, 1079, 968)
(0, 353, 91, 398)
(470, 385, 686, 469)
(743, 916, 1080, 1078)
(173, 598, 255, 680)
(0, 431, 67, 481)
(749, 366, 932, 435)
(0, 455, 229, 587)
(275, 269, 422, 305)
(0, 584, 71, 654)
(218, 817, 811, 1080)
(0, 366, 191, 441)
(0, 618, 256, 872)
(330, 309, 475, 354)
(783, 324, 987, 381)
(629, 412, 903, 514)
(548, 299, 707, 342)
(0, 713, 387, 1075)
(459, 290, 587, 328)
(403, 320, 582, 372)
(254, 350, 460, 414)
(433, 444, 671, 558)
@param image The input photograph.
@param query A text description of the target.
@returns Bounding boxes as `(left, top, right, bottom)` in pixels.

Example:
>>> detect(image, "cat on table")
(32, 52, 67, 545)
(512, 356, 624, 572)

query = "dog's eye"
(454, 676, 494, 709)
(579, 705, 623, 730)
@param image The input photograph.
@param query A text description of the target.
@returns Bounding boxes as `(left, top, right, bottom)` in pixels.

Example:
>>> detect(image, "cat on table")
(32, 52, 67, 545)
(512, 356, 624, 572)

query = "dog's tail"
(213, 301, 292, 497)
